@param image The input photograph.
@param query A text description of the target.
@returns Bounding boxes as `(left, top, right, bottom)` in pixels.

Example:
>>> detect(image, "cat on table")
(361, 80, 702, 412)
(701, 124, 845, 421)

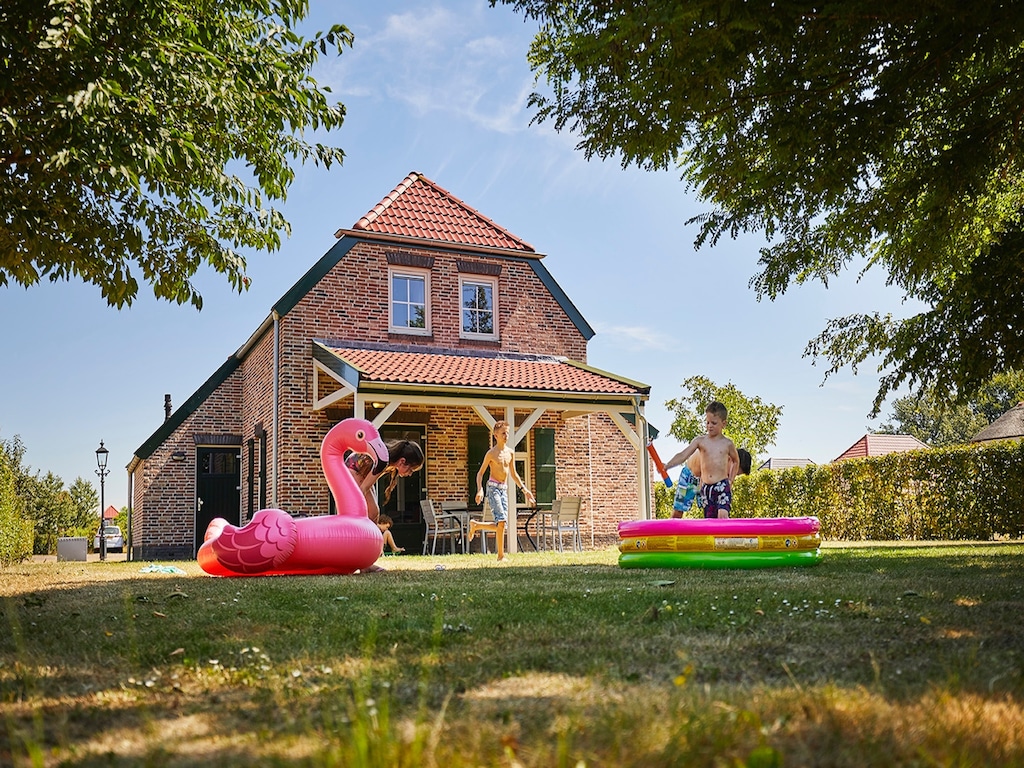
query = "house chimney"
(164, 394, 172, 421)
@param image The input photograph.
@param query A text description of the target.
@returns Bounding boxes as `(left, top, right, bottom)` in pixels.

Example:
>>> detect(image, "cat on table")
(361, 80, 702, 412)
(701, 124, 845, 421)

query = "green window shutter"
(533, 427, 556, 510)
(467, 425, 491, 509)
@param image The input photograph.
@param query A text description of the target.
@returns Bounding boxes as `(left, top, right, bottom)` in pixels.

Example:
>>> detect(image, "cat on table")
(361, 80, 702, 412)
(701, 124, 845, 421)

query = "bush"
(0, 460, 33, 566)
(732, 439, 1024, 540)
(654, 481, 674, 518)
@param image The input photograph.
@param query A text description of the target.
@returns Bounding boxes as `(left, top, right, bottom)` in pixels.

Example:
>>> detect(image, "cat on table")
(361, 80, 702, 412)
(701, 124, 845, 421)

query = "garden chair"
(420, 499, 467, 555)
(539, 496, 582, 552)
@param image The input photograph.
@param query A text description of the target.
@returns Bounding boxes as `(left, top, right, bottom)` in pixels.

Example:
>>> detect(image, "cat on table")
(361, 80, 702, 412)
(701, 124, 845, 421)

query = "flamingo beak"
(368, 435, 389, 476)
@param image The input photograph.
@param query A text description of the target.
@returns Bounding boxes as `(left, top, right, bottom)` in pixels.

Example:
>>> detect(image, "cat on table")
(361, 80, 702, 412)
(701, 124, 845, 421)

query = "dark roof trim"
(273, 235, 359, 317)
(132, 355, 241, 462)
(334, 227, 541, 258)
(313, 341, 362, 388)
(526, 259, 594, 341)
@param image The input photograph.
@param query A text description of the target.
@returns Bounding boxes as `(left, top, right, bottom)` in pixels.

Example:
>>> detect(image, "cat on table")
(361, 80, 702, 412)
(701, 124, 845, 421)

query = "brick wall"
(132, 236, 649, 557)
(131, 369, 244, 560)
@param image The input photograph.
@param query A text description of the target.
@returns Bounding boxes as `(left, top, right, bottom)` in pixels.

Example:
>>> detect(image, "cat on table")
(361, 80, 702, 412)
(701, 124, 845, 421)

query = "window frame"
(459, 274, 499, 341)
(389, 267, 431, 336)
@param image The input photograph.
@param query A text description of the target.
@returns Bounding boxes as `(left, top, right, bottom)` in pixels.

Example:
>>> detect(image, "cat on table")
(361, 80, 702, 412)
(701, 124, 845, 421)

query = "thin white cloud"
(322, 4, 537, 135)
(592, 323, 672, 351)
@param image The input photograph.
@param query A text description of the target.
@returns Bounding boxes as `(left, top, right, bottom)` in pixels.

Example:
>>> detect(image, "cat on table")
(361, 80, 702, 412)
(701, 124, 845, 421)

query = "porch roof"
(315, 340, 648, 397)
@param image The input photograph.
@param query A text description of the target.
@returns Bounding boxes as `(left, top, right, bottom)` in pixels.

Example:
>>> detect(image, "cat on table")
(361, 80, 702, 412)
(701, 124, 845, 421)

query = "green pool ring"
(618, 549, 822, 569)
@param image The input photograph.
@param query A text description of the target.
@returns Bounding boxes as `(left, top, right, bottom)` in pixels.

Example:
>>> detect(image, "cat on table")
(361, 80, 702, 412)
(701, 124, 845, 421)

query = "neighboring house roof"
(971, 401, 1024, 443)
(316, 341, 648, 397)
(343, 171, 535, 252)
(757, 458, 816, 471)
(103, 505, 119, 520)
(833, 433, 929, 462)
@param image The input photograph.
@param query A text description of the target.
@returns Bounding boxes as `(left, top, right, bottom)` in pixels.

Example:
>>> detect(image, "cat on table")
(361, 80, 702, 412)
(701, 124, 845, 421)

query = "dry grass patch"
(3, 544, 1023, 766)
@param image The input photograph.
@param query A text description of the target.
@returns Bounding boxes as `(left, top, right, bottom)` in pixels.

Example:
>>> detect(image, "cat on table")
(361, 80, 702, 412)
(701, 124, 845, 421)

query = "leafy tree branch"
(1, 0, 353, 308)
(496, 0, 1024, 412)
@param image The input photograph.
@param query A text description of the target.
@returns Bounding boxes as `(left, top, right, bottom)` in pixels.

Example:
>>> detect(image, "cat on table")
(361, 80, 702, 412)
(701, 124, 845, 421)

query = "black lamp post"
(95, 441, 109, 561)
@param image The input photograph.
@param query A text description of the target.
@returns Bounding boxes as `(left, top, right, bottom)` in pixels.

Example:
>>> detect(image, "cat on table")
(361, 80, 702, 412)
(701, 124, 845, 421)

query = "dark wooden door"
(195, 447, 241, 555)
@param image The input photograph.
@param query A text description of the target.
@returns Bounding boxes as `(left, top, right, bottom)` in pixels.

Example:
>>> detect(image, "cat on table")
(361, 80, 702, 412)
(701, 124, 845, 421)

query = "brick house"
(127, 172, 656, 560)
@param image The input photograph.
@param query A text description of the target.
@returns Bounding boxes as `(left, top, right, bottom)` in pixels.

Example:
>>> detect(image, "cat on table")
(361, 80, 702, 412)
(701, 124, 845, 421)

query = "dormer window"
(390, 267, 430, 335)
(460, 275, 498, 341)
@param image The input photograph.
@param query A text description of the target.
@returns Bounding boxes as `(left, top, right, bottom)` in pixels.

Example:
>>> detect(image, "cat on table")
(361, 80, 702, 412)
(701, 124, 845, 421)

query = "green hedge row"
(0, 456, 33, 566)
(0, 509, 34, 567)
(732, 440, 1024, 540)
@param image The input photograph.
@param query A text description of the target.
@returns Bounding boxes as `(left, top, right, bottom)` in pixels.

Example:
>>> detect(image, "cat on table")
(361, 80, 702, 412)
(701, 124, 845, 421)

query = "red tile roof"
(324, 344, 646, 395)
(348, 172, 535, 252)
(833, 433, 929, 461)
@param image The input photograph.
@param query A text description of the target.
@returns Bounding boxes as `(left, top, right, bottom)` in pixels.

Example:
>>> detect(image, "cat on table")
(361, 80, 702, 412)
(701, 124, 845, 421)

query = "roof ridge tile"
(350, 171, 535, 252)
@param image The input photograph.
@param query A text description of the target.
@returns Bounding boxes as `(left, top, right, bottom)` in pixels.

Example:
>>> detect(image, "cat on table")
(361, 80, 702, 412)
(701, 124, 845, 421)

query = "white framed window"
(460, 275, 498, 340)
(390, 268, 430, 335)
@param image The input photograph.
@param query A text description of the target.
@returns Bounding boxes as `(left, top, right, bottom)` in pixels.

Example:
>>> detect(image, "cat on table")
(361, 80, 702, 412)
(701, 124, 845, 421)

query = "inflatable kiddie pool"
(617, 517, 822, 569)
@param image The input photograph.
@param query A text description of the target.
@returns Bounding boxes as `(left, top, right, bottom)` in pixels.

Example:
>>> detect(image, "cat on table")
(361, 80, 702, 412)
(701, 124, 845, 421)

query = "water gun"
(646, 441, 673, 487)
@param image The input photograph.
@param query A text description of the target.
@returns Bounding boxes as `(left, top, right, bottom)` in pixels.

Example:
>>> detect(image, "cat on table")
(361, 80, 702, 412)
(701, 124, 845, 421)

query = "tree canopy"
(665, 375, 781, 465)
(497, 0, 1024, 413)
(1, 0, 352, 308)
(877, 370, 1024, 446)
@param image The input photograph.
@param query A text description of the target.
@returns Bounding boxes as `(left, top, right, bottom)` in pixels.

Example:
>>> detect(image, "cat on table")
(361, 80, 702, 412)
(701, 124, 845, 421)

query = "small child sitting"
(377, 514, 404, 554)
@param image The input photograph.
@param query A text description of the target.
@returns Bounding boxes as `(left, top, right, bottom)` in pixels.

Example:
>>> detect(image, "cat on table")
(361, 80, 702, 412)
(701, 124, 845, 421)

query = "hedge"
(732, 439, 1024, 540)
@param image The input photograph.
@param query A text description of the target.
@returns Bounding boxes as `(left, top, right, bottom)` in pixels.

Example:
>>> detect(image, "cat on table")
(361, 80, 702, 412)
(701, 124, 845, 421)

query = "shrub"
(733, 439, 1024, 540)
(0, 459, 33, 566)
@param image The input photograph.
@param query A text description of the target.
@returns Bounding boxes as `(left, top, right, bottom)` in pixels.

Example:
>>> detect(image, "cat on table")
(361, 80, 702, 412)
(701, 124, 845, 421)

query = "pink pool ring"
(617, 517, 822, 570)
(618, 516, 820, 539)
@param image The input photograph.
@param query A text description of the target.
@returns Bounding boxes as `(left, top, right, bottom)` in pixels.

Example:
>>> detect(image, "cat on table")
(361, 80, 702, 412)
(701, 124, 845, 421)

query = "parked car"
(94, 524, 124, 553)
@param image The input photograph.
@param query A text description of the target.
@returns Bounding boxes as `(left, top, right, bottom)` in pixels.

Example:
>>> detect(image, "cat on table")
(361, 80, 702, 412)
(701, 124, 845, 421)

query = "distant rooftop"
(833, 433, 929, 462)
(971, 401, 1024, 443)
(757, 458, 816, 471)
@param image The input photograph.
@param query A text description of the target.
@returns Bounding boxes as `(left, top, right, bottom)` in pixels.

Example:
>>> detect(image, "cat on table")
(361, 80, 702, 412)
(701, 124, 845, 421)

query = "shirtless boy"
(470, 420, 535, 560)
(663, 401, 741, 519)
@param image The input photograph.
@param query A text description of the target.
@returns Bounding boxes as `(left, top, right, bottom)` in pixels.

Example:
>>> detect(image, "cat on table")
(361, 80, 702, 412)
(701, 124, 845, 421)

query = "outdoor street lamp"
(95, 441, 109, 562)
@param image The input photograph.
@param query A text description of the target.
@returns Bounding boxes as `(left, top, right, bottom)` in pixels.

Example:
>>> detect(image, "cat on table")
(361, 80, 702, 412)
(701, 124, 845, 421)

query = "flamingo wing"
(210, 509, 298, 574)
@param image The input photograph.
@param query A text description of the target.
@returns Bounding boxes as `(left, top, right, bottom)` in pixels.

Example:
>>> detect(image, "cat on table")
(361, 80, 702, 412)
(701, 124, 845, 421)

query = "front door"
(195, 446, 241, 555)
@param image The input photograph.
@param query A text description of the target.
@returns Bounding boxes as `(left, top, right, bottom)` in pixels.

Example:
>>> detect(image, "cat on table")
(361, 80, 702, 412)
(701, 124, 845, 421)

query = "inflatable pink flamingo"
(197, 418, 388, 576)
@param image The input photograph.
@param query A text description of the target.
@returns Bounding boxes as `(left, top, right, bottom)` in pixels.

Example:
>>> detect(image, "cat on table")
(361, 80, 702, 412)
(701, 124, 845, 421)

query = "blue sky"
(0, 1, 915, 512)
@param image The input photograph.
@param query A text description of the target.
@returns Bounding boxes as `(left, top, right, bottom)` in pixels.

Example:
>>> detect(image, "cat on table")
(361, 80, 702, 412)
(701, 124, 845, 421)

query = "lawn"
(2, 542, 1023, 767)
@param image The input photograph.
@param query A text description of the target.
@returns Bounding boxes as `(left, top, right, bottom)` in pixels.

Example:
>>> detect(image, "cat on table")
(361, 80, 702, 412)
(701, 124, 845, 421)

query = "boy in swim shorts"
(663, 401, 741, 519)
(470, 420, 535, 560)
(672, 455, 702, 517)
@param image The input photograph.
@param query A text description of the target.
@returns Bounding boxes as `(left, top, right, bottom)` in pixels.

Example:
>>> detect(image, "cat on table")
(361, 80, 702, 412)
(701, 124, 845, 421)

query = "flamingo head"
(340, 418, 389, 473)
(321, 419, 392, 519)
